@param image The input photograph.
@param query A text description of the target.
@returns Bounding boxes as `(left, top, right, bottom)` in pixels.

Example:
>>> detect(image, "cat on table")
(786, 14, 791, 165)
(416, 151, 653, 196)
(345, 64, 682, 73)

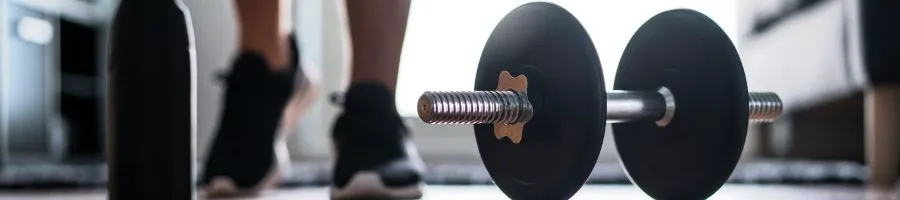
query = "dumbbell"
(415, 2, 782, 200)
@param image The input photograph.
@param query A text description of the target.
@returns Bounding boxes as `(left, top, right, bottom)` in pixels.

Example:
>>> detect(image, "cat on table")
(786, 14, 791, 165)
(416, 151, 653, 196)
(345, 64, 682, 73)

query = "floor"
(0, 184, 897, 200)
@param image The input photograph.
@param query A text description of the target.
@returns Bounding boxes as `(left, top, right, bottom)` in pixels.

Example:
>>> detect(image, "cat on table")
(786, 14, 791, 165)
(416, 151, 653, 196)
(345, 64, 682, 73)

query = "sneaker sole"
(330, 172, 424, 200)
(329, 140, 426, 200)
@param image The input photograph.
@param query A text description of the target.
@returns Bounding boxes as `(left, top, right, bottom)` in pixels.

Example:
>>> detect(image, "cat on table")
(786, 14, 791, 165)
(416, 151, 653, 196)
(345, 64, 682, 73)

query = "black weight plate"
(613, 9, 749, 199)
(474, 2, 605, 200)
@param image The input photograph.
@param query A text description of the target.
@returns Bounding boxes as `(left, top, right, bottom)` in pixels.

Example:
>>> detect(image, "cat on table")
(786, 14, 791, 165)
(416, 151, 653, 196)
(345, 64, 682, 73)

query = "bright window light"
(16, 17, 54, 45)
(396, 0, 738, 117)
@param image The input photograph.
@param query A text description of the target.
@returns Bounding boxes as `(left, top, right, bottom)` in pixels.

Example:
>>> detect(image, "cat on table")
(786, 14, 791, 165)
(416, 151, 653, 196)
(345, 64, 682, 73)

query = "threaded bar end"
(748, 92, 783, 122)
(417, 91, 532, 124)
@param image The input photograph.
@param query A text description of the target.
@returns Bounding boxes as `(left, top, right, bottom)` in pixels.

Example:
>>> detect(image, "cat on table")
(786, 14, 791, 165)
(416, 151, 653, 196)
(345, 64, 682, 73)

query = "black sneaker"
(200, 35, 316, 197)
(330, 83, 425, 199)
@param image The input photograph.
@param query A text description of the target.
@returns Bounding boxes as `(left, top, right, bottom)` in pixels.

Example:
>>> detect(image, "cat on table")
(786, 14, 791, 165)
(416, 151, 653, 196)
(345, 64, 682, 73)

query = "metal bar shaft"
(606, 90, 667, 123)
(418, 90, 783, 125)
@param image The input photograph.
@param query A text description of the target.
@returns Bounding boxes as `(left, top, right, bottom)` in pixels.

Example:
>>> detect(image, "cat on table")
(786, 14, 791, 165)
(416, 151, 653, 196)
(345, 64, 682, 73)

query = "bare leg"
(345, 0, 411, 92)
(329, 1, 423, 199)
(233, 0, 293, 69)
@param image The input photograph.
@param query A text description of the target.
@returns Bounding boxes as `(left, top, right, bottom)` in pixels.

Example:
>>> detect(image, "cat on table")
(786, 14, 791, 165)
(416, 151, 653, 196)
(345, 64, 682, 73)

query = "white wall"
(738, 0, 869, 112)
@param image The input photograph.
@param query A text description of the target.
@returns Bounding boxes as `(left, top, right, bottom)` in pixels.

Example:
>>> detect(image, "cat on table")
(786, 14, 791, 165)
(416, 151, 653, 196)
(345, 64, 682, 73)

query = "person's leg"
(346, 0, 410, 91)
(201, 0, 316, 197)
(330, 0, 424, 199)
(233, 0, 292, 69)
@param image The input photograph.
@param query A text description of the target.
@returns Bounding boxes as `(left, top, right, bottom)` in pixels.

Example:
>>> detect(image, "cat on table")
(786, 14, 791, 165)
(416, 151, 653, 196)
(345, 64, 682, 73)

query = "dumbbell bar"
(417, 89, 782, 126)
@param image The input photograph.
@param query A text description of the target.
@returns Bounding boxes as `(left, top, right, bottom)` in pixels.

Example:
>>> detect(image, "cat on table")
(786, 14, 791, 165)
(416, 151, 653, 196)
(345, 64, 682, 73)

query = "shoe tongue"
(343, 83, 398, 114)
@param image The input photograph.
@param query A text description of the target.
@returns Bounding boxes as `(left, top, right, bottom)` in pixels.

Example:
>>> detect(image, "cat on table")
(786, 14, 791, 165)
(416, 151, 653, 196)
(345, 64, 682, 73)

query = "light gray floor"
(0, 185, 897, 199)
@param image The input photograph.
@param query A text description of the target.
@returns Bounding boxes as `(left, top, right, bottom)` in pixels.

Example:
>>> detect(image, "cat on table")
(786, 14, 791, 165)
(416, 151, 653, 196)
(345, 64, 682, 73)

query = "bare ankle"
(239, 35, 290, 71)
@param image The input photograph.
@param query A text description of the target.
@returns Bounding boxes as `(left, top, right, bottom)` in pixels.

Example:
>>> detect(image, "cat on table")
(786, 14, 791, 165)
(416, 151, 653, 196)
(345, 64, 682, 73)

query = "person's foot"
(329, 83, 425, 200)
(200, 34, 317, 198)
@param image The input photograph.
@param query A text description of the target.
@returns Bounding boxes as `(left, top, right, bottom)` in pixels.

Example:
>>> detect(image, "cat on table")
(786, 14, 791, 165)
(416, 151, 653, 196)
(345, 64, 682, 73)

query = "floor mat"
(0, 160, 866, 189)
